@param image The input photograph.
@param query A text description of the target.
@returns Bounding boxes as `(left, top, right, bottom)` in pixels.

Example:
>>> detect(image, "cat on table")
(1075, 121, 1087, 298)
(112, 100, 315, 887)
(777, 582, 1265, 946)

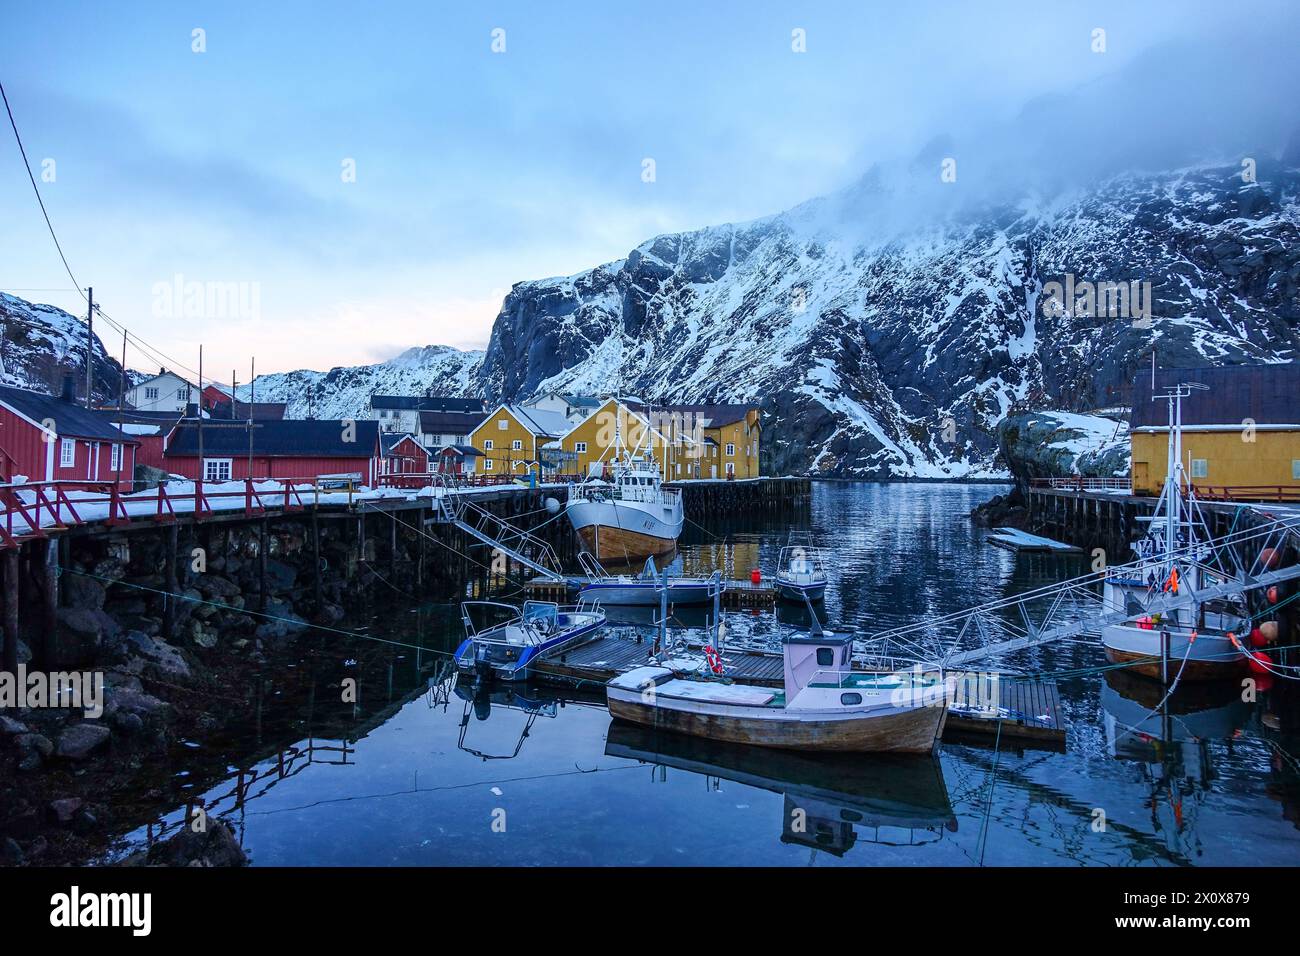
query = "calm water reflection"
(103, 483, 1300, 866)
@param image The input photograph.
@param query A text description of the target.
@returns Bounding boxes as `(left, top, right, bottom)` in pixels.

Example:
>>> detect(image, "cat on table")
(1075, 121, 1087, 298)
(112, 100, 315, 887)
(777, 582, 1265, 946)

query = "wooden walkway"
(524, 575, 776, 608)
(529, 632, 1066, 747)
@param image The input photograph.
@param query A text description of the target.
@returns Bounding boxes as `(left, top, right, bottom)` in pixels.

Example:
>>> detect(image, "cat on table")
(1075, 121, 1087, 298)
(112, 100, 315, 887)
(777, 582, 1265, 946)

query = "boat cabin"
(782, 632, 854, 698)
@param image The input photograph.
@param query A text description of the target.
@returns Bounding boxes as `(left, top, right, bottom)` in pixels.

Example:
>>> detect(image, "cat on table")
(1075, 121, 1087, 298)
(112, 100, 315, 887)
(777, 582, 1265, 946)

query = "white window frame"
(1292, 459, 1300, 480)
(110, 443, 122, 472)
(726, 443, 735, 457)
(483, 439, 493, 450)
(512, 439, 523, 451)
(574, 441, 587, 454)
(203, 458, 233, 482)
(144, 386, 159, 400)
(60, 438, 75, 467)
(498, 418, 509, 430)
(725, 462, 735, 475)
(484, 458, 494, 471)
(1190, 458, 1208, 479)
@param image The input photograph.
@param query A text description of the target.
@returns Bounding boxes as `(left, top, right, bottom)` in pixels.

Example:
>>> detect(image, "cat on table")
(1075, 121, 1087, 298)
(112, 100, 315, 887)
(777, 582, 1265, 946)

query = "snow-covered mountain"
(234, 344, 482, 419)
(478, 161, 1299, 476)
(0, 292, 128, 403)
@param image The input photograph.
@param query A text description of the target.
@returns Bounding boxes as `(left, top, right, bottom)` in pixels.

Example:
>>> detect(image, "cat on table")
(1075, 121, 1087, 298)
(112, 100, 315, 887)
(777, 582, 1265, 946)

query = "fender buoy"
(703, 644, 724, 675)
(1266, 586, 1280, 605)
(1260, 620, 1280, 643)
(750, 568, 762, 585)
(1260, 548, 1282, 570)
(1249, 651, 1273, 675)
(1250, 626, 1268, 648)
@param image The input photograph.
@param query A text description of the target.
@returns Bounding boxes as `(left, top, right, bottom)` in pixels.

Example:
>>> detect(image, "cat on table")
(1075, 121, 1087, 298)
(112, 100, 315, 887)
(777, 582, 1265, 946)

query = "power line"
(0, 80, 83, 297)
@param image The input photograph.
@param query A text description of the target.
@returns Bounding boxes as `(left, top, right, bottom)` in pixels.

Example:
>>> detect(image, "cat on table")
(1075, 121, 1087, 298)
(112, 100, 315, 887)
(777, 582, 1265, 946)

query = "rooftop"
(166, 419, 381, 457)
(1129, 363, 1300, 428)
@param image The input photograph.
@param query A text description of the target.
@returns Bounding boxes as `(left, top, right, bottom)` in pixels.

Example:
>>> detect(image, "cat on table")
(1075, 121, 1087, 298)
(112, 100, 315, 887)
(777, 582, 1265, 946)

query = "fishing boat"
(774, 533, 828, 602)
(566, 455, 684, 561)
(454, 599, 606, 682)
(573, 553, 725, 606)
(1099, 381, 1248, 682)
(605, 630, 947, 754)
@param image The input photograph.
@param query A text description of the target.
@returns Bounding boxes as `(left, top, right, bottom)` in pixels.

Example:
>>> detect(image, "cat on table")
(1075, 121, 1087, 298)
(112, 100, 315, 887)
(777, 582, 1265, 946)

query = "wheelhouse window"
(816, 647, 834, 666)
(203, 458, 232, 482)
(60, 438, 75, 467)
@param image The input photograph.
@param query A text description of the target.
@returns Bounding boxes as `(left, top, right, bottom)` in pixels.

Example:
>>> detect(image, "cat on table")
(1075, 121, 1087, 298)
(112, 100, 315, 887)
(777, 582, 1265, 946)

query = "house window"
(60, 438, 75, 467)
(1190, 458, 1208, 479)
(575, 441, 587, 454)
(512, 439, 523, 451)
(725, 462, 735, 476)
(144, 387, 159, 400)
(176, 387, 187, 400)
(484, 459, 493, 471)
(675, 463, 681, 475)
(1293, 460, 1300, 480)
(203, 458, 232, 482)
(110, 443, 122, 472)
(498, 418, 508, 430)
(726, 443, 735, 456)
(483, 439, 493, 450)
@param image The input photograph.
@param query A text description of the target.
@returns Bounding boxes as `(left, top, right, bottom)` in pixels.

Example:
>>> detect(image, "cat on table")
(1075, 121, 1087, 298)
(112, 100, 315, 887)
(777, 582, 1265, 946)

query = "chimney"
(60, 372, 76, 403)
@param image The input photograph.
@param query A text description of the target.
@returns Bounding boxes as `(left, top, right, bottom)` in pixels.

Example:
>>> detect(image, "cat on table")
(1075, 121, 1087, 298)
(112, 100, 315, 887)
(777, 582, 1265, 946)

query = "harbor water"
(98, 483, 1300, 866)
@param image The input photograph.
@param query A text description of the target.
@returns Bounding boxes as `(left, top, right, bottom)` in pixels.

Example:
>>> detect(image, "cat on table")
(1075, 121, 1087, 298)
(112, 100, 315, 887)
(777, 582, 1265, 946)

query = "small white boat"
(774, 535, 827, 602)
(606, 631, 947, 754)
(574, 554, 725, 607)
(454, 600, 606, 682)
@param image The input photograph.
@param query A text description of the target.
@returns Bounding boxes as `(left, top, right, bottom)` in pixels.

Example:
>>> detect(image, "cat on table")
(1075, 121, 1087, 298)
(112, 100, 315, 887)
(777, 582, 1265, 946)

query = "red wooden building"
(379, 433, 430, 476)
(0, 382, 139, 488)
(163, 418, 384, 485)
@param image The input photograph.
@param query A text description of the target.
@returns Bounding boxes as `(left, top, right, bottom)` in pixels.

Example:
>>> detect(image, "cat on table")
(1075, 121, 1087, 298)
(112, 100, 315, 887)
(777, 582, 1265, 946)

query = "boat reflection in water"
(450, 679, 604, 760)
(605, 723, 956, 858)
(1102, 669, 1250, 859)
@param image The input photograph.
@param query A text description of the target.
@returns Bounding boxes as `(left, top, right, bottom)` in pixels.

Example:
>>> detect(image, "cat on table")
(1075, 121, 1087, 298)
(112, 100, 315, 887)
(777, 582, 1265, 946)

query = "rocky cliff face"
(0, 293, 128, 403)
(477, 162, 1299, 477)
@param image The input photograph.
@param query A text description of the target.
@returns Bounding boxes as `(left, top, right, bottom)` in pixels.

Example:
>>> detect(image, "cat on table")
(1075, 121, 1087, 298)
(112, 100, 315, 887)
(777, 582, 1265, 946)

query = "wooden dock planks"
(524, 575, 776, 608)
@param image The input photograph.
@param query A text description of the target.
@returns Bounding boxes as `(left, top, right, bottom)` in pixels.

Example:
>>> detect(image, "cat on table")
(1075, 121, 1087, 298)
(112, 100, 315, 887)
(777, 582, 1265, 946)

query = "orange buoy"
(1260, 548, 1282, 570)
(1250, 626, 1267, 648)
(1267, 586, 1280, 605)
(1249, 651, 1273, 675)
(750, 568, 761, 585)
(1260, 620, 1280, 643)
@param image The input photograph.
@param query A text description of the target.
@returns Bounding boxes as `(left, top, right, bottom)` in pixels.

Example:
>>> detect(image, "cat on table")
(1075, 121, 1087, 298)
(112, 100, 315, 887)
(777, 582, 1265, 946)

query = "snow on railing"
(1029, 476, 1132, 492)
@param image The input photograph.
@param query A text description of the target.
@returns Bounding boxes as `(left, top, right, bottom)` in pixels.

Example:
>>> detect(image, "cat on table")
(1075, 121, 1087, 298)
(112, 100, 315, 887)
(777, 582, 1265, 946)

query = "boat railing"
(577, 550, 610, 580)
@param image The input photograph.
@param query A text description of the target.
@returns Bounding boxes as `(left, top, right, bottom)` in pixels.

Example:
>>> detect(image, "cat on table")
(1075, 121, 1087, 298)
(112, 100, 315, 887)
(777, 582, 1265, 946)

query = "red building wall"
(0, 406, 135, 489)
(164, 454, 379, 485)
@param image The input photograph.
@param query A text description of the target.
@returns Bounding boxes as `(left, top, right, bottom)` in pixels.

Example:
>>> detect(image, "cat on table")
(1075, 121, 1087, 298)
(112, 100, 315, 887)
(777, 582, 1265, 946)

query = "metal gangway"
(863, 512, 1300, 669)
(430, 475, 565, 582)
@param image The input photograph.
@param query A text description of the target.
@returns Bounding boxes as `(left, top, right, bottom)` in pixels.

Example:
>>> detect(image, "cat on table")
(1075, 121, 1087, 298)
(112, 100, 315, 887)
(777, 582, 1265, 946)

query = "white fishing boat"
(606, 631, 947, 754)
(1099, 381, 1247, 682)
(454, 599, 606, 682)
(566, 455, 684, 561)
(774, 533, 827, 602)
(573, 553, 725, 606)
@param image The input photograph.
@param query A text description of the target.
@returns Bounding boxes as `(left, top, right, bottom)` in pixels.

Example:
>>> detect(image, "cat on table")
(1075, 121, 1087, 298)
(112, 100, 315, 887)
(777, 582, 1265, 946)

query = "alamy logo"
(50, 886, 151, 936)
(0, 666, 103, 718)
(1041, 273, 1152, 326)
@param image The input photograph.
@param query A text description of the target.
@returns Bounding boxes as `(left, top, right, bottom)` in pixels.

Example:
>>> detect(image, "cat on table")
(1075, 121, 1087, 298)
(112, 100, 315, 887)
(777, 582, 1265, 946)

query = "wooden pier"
(528, 632, 1066, 747)
(524, 575, 777, 607)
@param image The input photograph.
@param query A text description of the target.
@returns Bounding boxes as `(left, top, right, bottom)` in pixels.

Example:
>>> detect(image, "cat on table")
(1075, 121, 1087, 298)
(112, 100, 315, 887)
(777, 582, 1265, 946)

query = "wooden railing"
(1029, 477, 1132, 492)
(1190, 484, 1300, 504)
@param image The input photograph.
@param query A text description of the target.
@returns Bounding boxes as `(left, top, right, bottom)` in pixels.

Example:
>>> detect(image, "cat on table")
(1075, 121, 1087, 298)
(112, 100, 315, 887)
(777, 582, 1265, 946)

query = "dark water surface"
(104, 483, 1300, 866)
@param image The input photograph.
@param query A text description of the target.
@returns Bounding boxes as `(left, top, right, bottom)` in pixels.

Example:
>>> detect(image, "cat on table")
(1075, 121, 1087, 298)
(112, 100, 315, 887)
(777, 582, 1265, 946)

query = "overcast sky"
(2, 1, 1296, 379)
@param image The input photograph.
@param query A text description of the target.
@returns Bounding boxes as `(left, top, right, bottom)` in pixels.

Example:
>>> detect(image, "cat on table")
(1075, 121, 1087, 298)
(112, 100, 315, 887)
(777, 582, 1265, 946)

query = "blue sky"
(1, 1, 1295, 377)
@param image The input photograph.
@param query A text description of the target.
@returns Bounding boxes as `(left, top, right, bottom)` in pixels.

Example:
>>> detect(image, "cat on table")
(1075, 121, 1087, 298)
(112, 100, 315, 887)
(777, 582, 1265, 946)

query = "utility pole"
(85, 286, 94, 408)
(247, 356, 255, 479)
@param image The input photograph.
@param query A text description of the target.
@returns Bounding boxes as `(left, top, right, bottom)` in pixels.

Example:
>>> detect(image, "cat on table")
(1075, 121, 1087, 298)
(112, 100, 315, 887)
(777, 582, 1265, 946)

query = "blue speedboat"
(454, 600, 606, 682)
(573, 554, 726, 607)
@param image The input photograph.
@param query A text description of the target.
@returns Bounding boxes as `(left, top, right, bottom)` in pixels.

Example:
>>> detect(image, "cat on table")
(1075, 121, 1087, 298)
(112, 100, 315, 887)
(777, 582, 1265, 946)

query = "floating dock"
(524, 575, 777, 607)
(527, 632, 1065, 748)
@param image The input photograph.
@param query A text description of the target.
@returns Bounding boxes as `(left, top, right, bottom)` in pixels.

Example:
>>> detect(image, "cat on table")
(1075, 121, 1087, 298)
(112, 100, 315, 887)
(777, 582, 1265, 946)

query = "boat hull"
(568, 498, 683, 561)
(1101, 624, 1246, 682)
(577, 581, 718, 606)
(607, 690, 946, 754)
(775, 580, 826, 602)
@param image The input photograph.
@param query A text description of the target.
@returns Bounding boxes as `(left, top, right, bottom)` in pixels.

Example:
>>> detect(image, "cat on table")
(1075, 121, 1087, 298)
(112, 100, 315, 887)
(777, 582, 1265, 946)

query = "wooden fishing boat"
(605, 632, 947, 754)
(566, 457, 683, 561)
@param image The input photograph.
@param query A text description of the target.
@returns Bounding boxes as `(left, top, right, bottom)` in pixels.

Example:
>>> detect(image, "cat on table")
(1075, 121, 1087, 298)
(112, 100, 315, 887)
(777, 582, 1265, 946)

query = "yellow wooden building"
(468, 404, 573, 477)
(543, 399, 762, 481)
(1129, 364, 1300, 497)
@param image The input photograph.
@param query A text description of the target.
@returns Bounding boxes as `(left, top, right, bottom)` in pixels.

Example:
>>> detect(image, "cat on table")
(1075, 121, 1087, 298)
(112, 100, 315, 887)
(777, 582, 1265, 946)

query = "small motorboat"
(774, 534, 827, 602)
(606, 629, 947, 754)
(454, 599, 606, 682)
(573, 553, 725, 607)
